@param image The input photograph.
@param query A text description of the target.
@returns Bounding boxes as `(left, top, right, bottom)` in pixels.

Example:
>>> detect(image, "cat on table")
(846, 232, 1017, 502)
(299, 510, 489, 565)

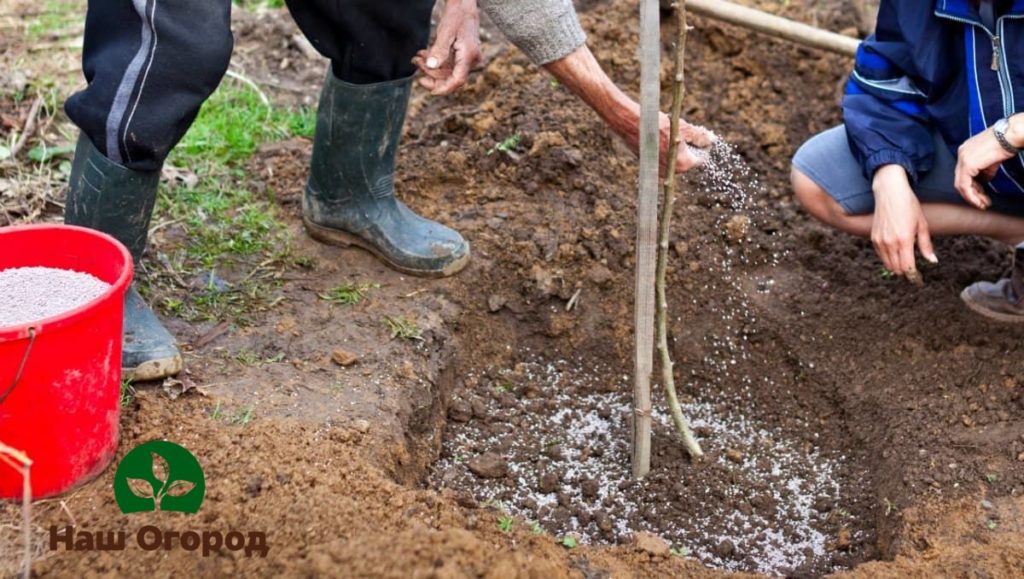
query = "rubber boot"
(303, 69, 470, 277)
(65, 134, 183, 380)
(961, 246, 1024, 323)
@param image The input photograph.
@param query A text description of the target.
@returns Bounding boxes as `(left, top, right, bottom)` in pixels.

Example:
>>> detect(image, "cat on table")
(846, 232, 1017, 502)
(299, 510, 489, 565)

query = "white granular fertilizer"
(0, 267, 111, 328)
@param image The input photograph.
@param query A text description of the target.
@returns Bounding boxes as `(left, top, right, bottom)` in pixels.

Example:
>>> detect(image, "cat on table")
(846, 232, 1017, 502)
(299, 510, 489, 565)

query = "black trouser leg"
(64, 0, 234, 172)
(285, 0, 435, 84)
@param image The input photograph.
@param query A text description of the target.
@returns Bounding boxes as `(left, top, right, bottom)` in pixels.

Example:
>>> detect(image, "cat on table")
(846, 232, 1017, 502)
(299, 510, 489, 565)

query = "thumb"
(917, 220, 938, 264)
(425, 26, 457, 71)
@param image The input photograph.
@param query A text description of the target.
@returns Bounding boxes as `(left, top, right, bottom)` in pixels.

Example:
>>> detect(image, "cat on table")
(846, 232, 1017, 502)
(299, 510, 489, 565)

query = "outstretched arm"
(544, 44, 712, 175)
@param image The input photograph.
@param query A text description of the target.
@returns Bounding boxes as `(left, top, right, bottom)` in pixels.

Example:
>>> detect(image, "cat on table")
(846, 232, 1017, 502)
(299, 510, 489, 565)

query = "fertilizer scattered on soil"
(433, 356, 865, 576)
(0, 267, 110, 327)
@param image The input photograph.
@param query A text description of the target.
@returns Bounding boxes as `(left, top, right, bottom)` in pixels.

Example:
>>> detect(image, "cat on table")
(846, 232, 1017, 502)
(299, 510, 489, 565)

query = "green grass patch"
(143, 78, 315, 324)
(27, 0, 82, 39)
(233, 0, 286, 10)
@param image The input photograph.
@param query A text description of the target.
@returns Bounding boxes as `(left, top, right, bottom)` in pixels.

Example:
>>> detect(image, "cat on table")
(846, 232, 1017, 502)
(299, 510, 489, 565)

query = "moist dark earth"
(3, 0, 1024, 577)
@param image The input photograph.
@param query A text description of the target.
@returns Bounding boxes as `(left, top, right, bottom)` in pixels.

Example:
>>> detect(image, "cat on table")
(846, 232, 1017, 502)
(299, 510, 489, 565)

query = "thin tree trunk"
(656, 1, 703, 461)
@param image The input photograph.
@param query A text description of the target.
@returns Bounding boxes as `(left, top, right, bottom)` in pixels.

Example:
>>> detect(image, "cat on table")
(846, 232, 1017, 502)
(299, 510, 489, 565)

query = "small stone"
(586, 263, 613, 286)
(725, 449, 744, 464)
(467, 453, 507, 479)
(352, 419, 370, 434)
(594, 510, 613, 533)
(834, 528, 852, 551)
(580, 478, 600, 499)
(981, 499, 994, 510)
(673, 240, 689, 256)
(546, 444, 565, 461)
(715, 539, 735, 558)
(538, 471, 561, 494)
(447, 399, 472, 423)
(962, 415, 975, 427)
(487, 294, 506, 313)
(1017, 452, 1024, 462)
(331, 348, 359, 367)
(454, 491, 478, 509)
(724, 214, 750, 245)
(632, 532, 669, 556)
(813, 496, 833, 513)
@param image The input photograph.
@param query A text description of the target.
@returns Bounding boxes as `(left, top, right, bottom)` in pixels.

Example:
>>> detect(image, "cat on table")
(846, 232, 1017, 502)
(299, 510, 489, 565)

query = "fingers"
(428, 40, 479, 96)
(916, 220, 937, 264)
(955, 149, 994, 210)
(679, 121, 715, 149)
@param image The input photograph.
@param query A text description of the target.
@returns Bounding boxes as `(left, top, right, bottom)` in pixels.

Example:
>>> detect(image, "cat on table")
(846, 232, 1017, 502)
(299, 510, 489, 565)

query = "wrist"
(1007, 114, 1024, 150)
(872, 164, 910, 196)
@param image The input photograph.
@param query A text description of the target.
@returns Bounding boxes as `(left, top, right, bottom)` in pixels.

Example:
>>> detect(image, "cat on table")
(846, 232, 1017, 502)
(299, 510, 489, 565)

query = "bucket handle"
(0, 328, 36, 406)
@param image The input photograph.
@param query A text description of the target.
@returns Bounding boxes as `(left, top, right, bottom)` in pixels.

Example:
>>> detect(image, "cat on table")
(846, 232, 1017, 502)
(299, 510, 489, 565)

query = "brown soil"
(4, 0, 1024, 577)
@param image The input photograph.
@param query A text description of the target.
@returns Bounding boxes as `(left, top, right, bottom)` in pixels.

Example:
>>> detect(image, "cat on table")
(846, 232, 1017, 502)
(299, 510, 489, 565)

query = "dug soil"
(4, 0, 1024, 577)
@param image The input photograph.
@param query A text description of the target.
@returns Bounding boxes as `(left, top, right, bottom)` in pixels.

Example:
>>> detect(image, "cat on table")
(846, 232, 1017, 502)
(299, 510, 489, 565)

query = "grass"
(318, 282, 380, 305)
(487, 134, 522, 156)
(27, 0, 82, 39)
(384, 316, 423, 341)
(119, 378, 134, 409)
(143, 77, 315, 324)
(497, 515, 513, 534)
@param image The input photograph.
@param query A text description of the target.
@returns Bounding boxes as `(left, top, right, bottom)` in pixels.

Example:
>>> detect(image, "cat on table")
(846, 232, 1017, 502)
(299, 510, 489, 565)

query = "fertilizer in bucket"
(0, 267, 111, 329)
(0, 224, 133, 499)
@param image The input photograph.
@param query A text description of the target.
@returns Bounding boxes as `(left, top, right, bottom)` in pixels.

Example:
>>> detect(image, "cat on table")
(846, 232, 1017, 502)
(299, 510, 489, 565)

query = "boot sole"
(123, 354, 184, 383)
(303, 217, 470, 279)
(960, 288, 1024, 323)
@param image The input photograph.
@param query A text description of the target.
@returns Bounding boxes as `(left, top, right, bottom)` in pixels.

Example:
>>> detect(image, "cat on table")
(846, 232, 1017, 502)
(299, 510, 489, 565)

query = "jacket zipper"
(935, 11, 1013, 117)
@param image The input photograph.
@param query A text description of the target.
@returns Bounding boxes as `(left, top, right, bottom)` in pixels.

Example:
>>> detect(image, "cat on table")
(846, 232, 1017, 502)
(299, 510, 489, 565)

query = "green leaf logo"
(113, 441, 205, 514)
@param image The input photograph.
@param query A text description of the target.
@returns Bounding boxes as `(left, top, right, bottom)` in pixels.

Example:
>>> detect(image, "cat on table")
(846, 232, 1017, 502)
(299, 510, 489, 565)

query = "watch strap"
(994, 118, 1022, 155)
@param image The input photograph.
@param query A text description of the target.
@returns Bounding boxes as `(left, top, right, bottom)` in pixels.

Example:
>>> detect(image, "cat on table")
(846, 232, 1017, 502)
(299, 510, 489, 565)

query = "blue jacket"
(844, 0, 1024, 195)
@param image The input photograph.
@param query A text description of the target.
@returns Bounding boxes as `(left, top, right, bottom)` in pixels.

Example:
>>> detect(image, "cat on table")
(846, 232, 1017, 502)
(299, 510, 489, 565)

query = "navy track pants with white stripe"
(64, 0, 434, 172)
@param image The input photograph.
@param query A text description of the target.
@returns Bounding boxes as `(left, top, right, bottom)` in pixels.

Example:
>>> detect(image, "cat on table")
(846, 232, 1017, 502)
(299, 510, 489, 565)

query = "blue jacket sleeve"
(843, 1, 933, 183)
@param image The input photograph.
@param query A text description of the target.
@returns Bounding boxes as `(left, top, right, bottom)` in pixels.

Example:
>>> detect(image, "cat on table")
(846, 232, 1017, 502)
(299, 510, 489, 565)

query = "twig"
(656, 2, 703, 460)
(9, 94, 44, 159)
(225, 69, 270, 107)
(633, 0, 661, 479)
(0, 442, 33, 579)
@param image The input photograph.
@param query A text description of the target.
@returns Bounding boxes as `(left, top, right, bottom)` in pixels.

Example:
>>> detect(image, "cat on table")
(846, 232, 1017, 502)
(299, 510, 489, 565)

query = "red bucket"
(0, 224, 133, 499)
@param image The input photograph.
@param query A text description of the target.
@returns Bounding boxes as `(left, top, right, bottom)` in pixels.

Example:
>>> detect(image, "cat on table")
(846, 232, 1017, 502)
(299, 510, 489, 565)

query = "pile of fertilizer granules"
(0, 266, 111, 327)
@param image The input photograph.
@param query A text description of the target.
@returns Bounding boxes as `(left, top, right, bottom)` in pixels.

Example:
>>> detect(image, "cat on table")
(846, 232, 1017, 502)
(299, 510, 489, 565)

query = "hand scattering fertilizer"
(0, 224, 133, 499)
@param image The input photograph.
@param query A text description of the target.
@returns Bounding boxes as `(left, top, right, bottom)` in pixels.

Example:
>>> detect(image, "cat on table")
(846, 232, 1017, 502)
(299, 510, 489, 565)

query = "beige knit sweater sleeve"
(479, 0, 587, 65)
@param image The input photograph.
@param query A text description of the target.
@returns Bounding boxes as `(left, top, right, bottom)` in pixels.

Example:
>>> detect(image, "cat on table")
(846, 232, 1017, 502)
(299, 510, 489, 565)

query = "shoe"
(65, 134, 183, 379)
(303, 69, 470, 278)
(961, 246, 1024, 323)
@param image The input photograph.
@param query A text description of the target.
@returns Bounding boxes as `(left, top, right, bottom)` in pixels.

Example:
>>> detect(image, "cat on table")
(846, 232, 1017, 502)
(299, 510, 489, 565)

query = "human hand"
(411, 0, 481, 96)
(954, 117, 1023, 210)
(657, 111, 715, 175)
(871, 164, 937, 278)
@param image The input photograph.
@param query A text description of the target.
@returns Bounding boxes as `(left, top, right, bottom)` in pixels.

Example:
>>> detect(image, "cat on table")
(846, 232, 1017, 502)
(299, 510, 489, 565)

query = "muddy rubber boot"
(303, 69, 470, 277)
(65, 134, 183, 381)
(961, 247, 1024, 323)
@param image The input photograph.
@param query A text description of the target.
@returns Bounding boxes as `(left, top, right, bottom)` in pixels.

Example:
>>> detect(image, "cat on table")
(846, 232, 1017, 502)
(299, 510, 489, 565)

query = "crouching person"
(791, 0, 1024, 322)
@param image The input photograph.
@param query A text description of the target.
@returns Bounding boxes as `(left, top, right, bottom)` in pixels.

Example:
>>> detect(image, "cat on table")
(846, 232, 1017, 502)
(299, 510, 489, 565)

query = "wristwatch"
(993, 118, 1022, 155)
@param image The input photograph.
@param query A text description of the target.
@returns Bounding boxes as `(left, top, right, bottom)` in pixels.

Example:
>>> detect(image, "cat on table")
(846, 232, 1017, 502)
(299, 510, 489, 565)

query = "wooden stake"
(656, 2, 703, 461)
(632, 0, 660, 479)
(686, 0, 860, 57)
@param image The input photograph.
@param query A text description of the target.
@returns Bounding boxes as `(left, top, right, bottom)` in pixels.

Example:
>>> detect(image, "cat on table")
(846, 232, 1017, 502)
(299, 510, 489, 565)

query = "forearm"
(543, 45, 636, 138)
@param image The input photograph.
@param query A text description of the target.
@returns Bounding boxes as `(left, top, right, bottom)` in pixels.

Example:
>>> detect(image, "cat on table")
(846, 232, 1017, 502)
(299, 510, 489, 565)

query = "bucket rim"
(0, 223, 134, 341)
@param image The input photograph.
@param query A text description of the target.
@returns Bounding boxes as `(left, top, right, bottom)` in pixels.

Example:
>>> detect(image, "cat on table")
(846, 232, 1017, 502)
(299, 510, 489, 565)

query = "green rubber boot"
(65, 134, 183, 381)
(303, 69, 470, 277)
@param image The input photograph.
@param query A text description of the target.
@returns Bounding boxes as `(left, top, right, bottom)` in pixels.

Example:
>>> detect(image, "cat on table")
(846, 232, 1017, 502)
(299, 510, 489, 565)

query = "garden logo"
(114, 440, 205, 514)
(49, 441, 268, 557)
